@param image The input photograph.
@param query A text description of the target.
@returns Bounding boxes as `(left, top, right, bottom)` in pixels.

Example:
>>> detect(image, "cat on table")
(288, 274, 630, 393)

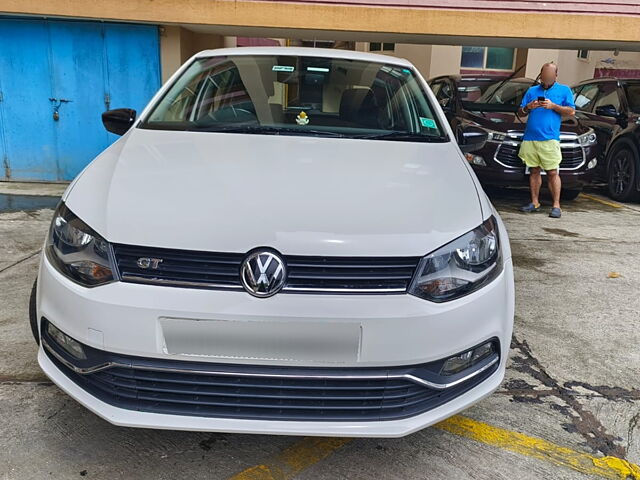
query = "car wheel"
(608, 145, 640, 202)
(29, 278, 40, 345)
(560, 188, 582, 201)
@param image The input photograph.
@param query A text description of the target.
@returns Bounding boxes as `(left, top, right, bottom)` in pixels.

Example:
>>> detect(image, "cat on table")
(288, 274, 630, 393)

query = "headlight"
(578, 130, 597, 146)
(409, 216, 502, 302)
(46, 202, 115, 286)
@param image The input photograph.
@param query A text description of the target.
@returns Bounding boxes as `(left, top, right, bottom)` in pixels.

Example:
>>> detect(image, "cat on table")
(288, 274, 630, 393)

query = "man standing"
(518, 63, 576, 218)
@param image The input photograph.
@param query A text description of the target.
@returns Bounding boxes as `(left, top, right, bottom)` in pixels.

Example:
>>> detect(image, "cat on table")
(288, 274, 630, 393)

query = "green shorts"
(518, 140, 562, 171)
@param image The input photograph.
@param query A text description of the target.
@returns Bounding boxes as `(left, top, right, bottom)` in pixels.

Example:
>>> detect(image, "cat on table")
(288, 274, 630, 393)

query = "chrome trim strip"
(400, 356, 499, 390)
(282, 286, 407, 293)
(42, 338, 116, 374)
(43, 336, 499, 391)
(121, 275, 244, 290)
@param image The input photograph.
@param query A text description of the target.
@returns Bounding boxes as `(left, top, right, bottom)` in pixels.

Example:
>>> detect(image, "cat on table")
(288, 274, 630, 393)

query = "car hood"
(64, 128, 483, 257)
(465, 110, 587, 134)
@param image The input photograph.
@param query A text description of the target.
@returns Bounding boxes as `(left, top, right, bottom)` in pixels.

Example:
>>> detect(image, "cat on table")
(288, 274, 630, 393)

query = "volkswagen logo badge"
(240, 250, 286, 298)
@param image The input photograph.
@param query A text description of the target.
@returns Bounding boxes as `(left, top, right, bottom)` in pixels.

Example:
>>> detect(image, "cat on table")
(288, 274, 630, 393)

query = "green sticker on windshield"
(420, 117, 437, 128)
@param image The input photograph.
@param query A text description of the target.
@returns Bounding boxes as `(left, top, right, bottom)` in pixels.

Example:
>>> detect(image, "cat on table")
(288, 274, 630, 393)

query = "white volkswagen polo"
(31, 47, 514, 437)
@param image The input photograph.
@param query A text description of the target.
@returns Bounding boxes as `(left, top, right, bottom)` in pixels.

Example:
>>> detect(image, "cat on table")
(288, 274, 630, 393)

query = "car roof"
(460, 76, 535, 83)
(193, 46, 414, 68)
(572, 77, 640, 86)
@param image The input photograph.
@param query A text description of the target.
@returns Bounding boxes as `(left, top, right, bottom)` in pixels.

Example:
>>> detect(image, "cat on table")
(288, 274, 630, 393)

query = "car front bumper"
(469, 141, 599, 189)
(36, 244, 514, 437)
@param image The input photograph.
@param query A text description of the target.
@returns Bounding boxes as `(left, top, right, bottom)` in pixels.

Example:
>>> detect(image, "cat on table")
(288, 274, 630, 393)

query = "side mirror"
(102, 108, 136, 135)
(458, 126, 488, 154)
(594, 104, 619, 119)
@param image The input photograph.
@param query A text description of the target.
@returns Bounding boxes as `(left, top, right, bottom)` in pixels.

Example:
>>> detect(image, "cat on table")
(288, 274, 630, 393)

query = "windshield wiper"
(191, 124, 347, 137)
(356, 132, 448, 142)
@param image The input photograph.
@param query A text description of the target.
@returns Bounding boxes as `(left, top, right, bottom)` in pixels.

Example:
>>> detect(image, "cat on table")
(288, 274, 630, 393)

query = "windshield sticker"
(307, 66, 330, 72)
(296, 111, 310, 125)
(272, 65, 295, 72)
(420, 117, 437, 128)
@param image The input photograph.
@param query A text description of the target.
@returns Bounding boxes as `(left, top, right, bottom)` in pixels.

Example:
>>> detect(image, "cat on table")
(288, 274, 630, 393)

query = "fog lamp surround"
(46, 322, 87, 360)
(441, 341, 496, 376)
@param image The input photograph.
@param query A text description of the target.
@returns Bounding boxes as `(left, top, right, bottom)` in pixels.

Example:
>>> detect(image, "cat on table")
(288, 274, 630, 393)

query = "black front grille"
(495, 143, 522, 168)
(560, 146, 585, 168)
(284, 255, 419, 292)
(494, 142, 585, 169)
(113, 244, 244, 290)
(112, 244, 421, 294)
(42, 323, 500, 422)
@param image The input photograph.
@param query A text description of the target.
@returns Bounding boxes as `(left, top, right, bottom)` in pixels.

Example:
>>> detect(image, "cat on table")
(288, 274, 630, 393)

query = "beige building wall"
(160, 26, 228, 82)
(527, 48, 640, 85)
(356, 42, 462, 79)
(426, 45, 463, 78)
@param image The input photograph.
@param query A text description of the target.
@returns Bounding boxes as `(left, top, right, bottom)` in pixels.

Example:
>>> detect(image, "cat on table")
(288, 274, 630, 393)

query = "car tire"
(29, 278, 40, 345)
(607, 143, 640, 202)
(560, 188, 582, 201)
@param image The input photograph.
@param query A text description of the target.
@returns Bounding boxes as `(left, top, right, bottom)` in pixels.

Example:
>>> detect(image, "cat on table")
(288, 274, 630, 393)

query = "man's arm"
(538, 100, 574, 117)
(518, 90, 539, 116)
(541, 88, 576, 117)
(554, 104, 575, 116)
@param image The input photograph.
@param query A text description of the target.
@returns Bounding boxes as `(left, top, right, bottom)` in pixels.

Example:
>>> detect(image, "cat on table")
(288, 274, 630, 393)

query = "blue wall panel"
(0, 19, 161, 181)
(0, 19, 59, 180)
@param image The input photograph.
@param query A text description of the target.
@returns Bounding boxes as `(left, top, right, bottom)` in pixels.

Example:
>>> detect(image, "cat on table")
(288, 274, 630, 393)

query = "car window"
(593, 83, 621, 112)
(458, 83, 490, 102)
(573, 83, 599, 112)
(430, 80, 453, 108)
(429, 81, 442, 96)
(142, 55, 447, 141)
(459, 79, 531, 112)
(476, 80, 529, 106)
(624, 83, 640, 113)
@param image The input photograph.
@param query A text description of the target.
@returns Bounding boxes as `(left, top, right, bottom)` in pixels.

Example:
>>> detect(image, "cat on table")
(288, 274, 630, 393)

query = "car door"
(573, 82, 618, 177)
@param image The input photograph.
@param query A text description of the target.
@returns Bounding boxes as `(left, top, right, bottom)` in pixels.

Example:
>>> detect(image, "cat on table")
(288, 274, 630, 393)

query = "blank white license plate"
(524, 166, 547, 175)
(159, 317, 362, 363)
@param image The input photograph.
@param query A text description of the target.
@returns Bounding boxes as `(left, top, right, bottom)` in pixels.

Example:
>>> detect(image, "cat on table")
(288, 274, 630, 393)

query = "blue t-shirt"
(519, 83, 575, 141)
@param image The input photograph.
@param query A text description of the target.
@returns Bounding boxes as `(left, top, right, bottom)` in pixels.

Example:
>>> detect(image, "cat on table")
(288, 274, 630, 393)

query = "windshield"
(460, 79, 533, 112)
(141, 54, 447, 141)
(624, 83, 640, 113)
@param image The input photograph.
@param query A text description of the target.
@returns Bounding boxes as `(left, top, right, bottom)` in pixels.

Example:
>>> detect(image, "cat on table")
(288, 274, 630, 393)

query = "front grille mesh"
(44, 342, 499, 422)
(112, 244, 421, 294)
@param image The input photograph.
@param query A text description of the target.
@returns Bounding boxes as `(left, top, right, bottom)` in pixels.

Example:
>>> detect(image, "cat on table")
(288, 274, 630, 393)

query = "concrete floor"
(1, 183, 639, 479)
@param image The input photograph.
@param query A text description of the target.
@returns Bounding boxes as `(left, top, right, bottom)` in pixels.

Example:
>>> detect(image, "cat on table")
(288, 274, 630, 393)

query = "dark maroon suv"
(429, 75, 600, 199)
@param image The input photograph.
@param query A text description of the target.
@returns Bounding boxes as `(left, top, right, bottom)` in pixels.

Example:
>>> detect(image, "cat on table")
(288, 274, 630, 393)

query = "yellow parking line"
(228, 437, 351, 480)
(227, 415, 640, 480)
(436, 415, 640, 480)
(579, 193, 623, 209)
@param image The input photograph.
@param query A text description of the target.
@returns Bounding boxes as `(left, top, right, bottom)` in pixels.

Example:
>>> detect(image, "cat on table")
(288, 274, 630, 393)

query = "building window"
(577, 50, 589, 60)
(461, 47, 515, 71)
(300, 40, 336, 49)
(369, 42, 395, 52)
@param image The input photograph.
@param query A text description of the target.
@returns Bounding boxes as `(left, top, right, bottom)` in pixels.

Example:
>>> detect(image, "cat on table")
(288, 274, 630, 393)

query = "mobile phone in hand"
(537, 96, 546, 102)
